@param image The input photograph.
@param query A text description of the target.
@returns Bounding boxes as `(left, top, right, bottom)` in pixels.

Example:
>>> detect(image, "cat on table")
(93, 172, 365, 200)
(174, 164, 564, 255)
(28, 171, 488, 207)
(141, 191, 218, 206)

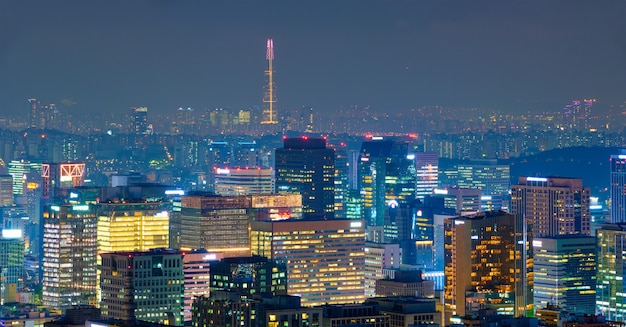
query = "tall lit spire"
(262, 38, 277, 125)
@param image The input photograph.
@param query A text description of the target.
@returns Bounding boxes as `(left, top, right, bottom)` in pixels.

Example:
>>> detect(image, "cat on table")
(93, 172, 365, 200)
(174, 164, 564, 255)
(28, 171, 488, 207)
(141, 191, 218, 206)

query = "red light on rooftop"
(302, 135, 308, 140)
(282, 135, 287, 140)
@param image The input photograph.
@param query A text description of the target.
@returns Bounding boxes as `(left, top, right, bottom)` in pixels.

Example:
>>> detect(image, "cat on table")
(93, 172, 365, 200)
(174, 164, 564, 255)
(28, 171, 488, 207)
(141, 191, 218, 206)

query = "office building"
(322, 303, 389, 327)
(359, 138, 416, 227)
(432, 188, 482, 215)
(364, 242, 402, 298)
(96, 200, 170, 255)
(7, 160, 42, 196)
(179, 194, 252, 257)
(178, 193, 302, 257)
(596, 224, 626, 321)
(511, 176, 590, 237)
(275, 137, 335, 219)
(130, 106, 149, 135)
(441, 160, 511, 210)
(209, 255, 287, 296)
(250, 218, 365, 306)
(444, 211, 532, 319)
(0, 174, 13, 206)
(610, 151, 626, 223)
(213, 167, 274, 195)
(0, 234, 25, 304)
(367, 297, 441, 327)
(100, 249, 184, 326)
(192, 291, 257, 327)
(415, 152, 439, 200)
(533, 235, 596, 314)
(375, 270, 435, 298)
(182, 250, 217, 323)
(42, 204, 97, 310)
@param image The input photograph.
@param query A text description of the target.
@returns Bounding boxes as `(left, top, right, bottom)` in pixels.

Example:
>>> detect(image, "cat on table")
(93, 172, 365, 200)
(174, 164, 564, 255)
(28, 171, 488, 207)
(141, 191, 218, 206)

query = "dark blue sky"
(1, 1, 625, 117)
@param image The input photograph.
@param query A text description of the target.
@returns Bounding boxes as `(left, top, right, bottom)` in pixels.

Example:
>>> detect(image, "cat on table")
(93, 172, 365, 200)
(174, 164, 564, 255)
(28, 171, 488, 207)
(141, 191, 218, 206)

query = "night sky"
(1, 1, 625, 117)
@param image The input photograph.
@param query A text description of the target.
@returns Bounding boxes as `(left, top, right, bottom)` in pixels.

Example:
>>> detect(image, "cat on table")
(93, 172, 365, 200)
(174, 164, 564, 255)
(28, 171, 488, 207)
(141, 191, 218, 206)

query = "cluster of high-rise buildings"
(0, 132, 624, 327)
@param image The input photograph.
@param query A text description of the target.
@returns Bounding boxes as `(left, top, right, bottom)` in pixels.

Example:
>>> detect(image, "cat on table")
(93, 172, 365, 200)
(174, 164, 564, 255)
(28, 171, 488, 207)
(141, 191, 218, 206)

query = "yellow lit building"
(444, 211, 532, 321)
(250, 218, 365, 307)
(97, 201, 170, 254)
(178, 193, 302, 258)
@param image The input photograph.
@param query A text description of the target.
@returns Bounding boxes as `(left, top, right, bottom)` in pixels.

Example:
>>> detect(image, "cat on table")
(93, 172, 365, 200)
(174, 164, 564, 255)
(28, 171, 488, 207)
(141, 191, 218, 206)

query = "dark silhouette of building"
(275, 137, 334, 219)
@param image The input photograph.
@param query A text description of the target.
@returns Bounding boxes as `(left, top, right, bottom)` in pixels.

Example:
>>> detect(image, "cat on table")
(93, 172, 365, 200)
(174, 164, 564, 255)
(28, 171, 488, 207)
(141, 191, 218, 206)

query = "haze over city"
(2, 1, 626, 326)
(1, 0, 625, 117)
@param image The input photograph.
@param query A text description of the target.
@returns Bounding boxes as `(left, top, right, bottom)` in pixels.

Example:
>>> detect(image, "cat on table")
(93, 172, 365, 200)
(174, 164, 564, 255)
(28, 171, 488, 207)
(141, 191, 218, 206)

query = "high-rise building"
(213, 167, 274, 195)
(250, 218, 365, 306)
(209, 255, 287, 296)
(596, 224, 626, 321)
(359, 138, 416, 227)
(96, 200, 170, 255)
(41, 162, 85, 199)
(610, 151, 626, 223)
(375, 270, 435, 298)
(182, 250, 217, 323)
(0, 174, 13, 206)
(178, 193, 302, 257)
(130, 106, 149, 135)
(441, 159, 511, 210)
(100, 249, 184, 326)
(42, 203, 97, 310)
(0, 234, 25, 304)
(275, 137, 335, 219)
(444, 211, 532, 319)
(415, 152, 439, 200)
(432, 188, 482, 215)
(261, 39, 278, 125)
(364, 242, 402, 298)
(179, 194, 252, 257)
(532, 235, 596, 314)
(7, 160, 42, 196)
(331, 142, 349, 219)
(511, 176, 590, 237)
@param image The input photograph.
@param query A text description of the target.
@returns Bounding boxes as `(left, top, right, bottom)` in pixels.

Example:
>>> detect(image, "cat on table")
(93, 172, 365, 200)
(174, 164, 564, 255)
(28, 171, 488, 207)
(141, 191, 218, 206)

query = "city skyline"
(1, 1, 625, 117)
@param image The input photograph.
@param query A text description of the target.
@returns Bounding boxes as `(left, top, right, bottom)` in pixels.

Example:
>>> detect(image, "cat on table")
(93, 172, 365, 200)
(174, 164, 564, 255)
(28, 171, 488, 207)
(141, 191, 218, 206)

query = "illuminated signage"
(216, 168, 231, 175)
(350, 221, 362, 228)
(532, 240, 542, 248)
(72, 205, 89, 211)
(2, 229, 22, 239)
(526, 177, 548, 182)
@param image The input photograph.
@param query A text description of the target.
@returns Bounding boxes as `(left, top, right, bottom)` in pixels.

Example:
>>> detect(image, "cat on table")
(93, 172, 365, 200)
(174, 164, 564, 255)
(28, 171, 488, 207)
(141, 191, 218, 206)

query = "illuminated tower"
(511, 176, 590, 237)
(28, 98, 39, 129)
(444, 211, 532, 319)
(42, 204, 97, 309)
(261, 39, 278, 125)
(275, 137, 335, 219)
(610, 150, 626, 223)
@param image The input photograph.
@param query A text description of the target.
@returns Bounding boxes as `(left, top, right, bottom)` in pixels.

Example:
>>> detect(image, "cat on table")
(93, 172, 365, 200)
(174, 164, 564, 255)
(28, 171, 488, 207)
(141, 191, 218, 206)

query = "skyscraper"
(42, 203, 97, 309)
(415, 152, 439, 200)
(261, 39, 278, 125)
(96, 200, 170, 255)
(213, 167, 274, 195)
(359, 138, 416, 227)
(275, 137, 335, 219)
(444, 211, 532, 319)
(511, 176, 590, 237)
(0, 234, 25, 304)
(610, 151, 626, 223)
(250, 218, 365, 306)
(532, 235, 596, 314)
(0, 174, 13, 206)
(100, 249, 184, 326)
(596, 224, 626, 321)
